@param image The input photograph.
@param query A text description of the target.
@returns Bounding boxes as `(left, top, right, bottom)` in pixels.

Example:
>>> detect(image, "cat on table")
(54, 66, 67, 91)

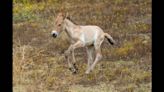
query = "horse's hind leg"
(85, 47, 102, 74)
(86, 46, 94, 71)
(85, 38, 103, 74)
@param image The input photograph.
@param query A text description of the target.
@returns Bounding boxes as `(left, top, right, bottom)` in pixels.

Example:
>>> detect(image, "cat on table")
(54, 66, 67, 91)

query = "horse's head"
(51, 12, 67, 38)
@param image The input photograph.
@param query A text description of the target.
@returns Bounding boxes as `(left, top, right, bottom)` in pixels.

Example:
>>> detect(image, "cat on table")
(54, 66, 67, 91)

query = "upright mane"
(66, 16, 77, 25)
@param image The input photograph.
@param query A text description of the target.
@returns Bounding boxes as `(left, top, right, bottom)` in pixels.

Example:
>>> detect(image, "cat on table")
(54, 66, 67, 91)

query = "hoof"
(72, 70, 77, 74)
(85, 69, 93, 74)
(69, 67, 72, 71)
(69, 67, 78, 74)
(73, 63, 78, 71)
(85, 71, 90, 74)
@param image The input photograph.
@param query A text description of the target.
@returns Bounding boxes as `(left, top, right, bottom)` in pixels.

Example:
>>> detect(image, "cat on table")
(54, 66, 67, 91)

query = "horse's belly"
(79, 33, 94, 46)
(85, 40, 94, 46)
(82, 36, 95, 46)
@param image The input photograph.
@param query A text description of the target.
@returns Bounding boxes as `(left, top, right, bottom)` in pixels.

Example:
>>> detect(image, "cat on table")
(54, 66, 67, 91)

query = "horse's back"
(80, 25, 104, 33)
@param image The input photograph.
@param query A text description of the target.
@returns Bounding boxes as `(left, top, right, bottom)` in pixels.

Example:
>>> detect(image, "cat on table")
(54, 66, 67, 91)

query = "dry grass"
(13, 0, 151, 92)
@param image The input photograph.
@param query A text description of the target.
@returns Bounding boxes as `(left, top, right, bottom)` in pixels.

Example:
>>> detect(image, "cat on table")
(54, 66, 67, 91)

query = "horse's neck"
(64, 19, 76, 38)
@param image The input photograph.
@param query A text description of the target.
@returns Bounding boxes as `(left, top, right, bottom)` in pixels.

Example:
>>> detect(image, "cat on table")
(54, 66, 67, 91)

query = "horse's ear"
(59, 12, 66, 19)
(57, 12, 64, 17)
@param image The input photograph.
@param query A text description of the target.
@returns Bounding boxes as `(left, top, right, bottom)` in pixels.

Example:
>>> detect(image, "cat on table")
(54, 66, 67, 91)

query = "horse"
(51, 12, 115, 74)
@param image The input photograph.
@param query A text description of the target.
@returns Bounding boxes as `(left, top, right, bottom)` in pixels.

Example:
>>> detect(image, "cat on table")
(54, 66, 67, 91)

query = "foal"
(51, 13, 115, 74)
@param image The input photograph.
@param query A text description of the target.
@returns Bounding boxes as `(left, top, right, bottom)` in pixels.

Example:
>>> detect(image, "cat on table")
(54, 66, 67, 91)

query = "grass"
(13, 0, 151, 92)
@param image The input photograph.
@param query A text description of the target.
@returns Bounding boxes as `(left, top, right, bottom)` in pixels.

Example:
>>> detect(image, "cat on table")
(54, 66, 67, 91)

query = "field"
(13, 0, 151, 92)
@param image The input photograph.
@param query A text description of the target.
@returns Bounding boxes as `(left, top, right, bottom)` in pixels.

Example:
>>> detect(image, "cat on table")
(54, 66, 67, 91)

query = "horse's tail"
(104, 33, 115, 45)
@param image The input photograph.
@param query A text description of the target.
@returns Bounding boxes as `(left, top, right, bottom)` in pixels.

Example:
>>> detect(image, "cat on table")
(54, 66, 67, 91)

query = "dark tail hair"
(104, 33, 115, 45)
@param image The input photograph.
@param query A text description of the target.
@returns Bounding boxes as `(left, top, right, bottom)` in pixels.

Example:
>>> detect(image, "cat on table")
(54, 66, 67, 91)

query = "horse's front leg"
(64, 45, 76, 73)
(72, 50, 78, 71)
(64, 54, 73, 71)
(65, 45, 78, 70)
(65, 41, 84, 74)
(70, 40, 77, 69)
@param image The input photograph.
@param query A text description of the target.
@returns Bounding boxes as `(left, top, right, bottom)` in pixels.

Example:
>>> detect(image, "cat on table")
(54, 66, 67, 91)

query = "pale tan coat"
(51, 13, 115, 74)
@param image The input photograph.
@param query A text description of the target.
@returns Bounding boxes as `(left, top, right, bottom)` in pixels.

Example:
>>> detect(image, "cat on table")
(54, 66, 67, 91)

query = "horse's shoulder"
(74, 25, 81, 31)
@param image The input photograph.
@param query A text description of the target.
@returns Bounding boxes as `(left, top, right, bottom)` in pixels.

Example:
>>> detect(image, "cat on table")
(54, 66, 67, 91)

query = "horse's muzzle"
(52, 33, 57, 38)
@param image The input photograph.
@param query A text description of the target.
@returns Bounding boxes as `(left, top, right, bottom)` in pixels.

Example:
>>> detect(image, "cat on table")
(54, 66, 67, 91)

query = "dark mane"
(66, 17, 77, 25)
